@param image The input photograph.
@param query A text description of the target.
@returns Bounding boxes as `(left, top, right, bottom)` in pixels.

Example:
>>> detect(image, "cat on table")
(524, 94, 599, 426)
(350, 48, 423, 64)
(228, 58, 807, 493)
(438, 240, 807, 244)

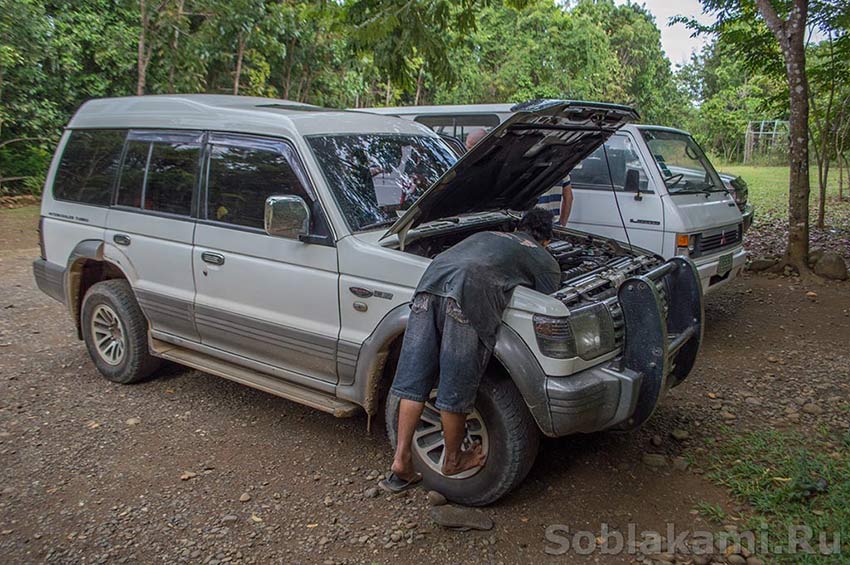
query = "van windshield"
(640, 129, 725, 195)
(308, 134, 456, 232)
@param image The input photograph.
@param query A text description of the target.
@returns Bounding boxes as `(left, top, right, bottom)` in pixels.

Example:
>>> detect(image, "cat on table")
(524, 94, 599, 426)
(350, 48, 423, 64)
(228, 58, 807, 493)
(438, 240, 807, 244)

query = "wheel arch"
(65, 240, 133, 340)
(339, 304, 551, 436)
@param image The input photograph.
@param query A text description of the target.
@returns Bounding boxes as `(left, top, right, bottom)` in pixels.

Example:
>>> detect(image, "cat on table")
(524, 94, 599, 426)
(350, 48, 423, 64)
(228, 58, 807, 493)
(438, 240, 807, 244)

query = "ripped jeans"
(390, 292, 491, 414)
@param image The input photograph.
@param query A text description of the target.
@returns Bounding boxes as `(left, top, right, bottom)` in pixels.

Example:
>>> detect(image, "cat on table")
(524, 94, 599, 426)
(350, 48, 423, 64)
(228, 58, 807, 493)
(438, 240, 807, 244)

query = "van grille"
(696, 224, 742, 256)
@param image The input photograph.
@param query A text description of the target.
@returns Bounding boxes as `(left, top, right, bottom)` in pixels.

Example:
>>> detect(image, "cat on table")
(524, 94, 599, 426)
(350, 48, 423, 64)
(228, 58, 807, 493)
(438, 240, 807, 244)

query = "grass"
(713, 165, 850, 260)
(705, 428, 850, 563)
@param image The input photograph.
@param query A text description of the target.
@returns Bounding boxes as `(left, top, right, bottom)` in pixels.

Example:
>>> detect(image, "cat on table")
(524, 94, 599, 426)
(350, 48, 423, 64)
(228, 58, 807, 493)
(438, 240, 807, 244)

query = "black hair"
(518, 207, 554, 243)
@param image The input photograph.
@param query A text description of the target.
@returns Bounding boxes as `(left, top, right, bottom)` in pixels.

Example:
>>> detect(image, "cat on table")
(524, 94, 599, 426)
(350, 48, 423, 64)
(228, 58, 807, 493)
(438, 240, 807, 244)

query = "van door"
(567, 132, 665, 253)
(105, 130, 202, 341)
(192, 133, 340, 387)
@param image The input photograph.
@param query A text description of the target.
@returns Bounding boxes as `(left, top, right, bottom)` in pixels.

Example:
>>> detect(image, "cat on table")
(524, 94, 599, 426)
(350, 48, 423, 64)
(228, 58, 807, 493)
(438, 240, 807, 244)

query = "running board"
(150, 339, 360, 418)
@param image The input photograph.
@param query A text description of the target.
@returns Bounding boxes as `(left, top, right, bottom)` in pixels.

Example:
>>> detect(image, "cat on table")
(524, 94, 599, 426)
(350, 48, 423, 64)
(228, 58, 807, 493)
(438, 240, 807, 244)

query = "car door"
(192, 133, 340, 387)
(567, 131, 665, 253)
(105, 130, 202, 341)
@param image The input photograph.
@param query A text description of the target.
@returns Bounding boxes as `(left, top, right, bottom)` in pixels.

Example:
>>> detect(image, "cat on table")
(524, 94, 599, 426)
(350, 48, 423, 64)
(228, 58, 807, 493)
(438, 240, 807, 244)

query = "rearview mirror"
(264, 195, 311, 239)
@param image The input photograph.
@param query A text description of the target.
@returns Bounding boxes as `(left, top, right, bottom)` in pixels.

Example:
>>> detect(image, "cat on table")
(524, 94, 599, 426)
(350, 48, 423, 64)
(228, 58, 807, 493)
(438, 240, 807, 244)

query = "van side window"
(53, 129, 126, 206)
(205, 136, 310, 230)
(115, 132, 201, 216)
(415, 114, 500, 144)
(570, 134, 650, 193)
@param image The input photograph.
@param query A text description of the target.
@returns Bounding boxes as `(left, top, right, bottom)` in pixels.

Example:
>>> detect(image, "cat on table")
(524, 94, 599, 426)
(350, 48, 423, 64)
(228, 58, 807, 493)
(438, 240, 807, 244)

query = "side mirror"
(264, 195, 311, 239)
(625, 169, 642, 201)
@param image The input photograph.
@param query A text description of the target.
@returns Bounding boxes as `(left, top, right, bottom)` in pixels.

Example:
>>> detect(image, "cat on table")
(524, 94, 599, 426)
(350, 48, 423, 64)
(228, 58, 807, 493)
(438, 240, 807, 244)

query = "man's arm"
(559, 177, 573, 226)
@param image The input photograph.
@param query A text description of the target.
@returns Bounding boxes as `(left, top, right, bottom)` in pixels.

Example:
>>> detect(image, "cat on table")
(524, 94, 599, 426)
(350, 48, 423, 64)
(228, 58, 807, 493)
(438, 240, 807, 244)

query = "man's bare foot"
(391, 457, 418, 482)
(442, 442, 486, 476)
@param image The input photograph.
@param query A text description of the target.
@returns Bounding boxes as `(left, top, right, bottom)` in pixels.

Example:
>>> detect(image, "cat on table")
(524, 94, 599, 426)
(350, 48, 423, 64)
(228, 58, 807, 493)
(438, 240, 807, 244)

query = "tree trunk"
(137, 0, 149, 96)
(414, 66, 424, 105)
(384, 79, 391, 105)
(755, 0, 810, 272)
(167, 0, 185, 92)
(233, 33, 245, 95)
(283, 37, 296, 99)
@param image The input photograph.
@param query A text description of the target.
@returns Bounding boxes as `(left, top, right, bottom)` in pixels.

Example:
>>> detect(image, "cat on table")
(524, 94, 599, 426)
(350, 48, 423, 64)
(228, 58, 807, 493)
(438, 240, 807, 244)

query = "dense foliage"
(0, 0, 846, 205)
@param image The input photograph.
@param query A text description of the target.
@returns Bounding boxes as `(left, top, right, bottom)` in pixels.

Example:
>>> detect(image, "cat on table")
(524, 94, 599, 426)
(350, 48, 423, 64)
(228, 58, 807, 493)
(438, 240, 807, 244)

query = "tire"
(385, 372, 540, 506)
(80, 279, 160, 384)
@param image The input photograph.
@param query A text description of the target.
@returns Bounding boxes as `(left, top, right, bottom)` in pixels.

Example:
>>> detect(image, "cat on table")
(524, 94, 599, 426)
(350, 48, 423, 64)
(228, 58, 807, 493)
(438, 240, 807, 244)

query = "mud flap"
(616, 257, 703, 430)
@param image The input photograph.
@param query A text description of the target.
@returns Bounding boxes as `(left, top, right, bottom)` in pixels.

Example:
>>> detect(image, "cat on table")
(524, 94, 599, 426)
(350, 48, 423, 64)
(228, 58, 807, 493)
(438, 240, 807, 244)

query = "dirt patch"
(0, 205, 39, 251)
(1, 210, 848, 563)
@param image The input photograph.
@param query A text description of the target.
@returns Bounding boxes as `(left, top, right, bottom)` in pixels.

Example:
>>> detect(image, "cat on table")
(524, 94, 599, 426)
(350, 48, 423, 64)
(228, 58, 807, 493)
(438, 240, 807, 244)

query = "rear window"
(52, 129, 126, 205)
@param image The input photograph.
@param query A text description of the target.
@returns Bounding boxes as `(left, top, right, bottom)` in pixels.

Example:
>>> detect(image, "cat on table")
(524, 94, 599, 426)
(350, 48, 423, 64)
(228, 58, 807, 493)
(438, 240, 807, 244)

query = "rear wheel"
(81, 280, 160, 384)
(385, 372, 540, 506)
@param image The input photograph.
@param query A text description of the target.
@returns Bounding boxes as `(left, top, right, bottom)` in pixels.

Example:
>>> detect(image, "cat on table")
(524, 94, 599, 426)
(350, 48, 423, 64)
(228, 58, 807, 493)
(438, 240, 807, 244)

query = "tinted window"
(114, 132, 201, 215)
(415, 114, 500, 143)
(116, 141, 148, 208)
(146, 142, 199, 215)
(570, 134, 650, 193)
(308, 134, 455, 231)
(206, 135, 310, 230)
(53, 129, 126, 205)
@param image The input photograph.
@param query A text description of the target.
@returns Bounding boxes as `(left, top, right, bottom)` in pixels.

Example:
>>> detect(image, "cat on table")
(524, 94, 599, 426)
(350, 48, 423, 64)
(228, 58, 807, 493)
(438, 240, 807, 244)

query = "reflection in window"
(206, 139, 307, 229)
(308, 134, 455, 231)
(146, 143, 198, 215)
(116, 141, 149, 208)
(115, 139, 199, 215)
(570, 134, 649, 193)
(54, 129, 126, 205)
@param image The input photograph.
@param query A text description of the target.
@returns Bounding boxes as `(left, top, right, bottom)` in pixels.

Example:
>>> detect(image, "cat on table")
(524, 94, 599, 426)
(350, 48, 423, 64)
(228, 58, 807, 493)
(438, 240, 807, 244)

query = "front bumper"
(694, 246, 747, 293)
(500, 257, 704, 437)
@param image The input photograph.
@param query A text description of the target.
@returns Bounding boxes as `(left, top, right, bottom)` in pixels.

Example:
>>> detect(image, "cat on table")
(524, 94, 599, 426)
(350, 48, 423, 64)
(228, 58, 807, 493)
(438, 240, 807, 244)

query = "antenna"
(602, 142, 634, 253)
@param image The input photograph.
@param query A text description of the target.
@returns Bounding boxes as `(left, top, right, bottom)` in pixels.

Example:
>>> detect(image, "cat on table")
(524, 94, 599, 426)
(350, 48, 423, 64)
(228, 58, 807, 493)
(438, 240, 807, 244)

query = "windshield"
(307, 134, 456, 231)
(640, 129, 725, 194)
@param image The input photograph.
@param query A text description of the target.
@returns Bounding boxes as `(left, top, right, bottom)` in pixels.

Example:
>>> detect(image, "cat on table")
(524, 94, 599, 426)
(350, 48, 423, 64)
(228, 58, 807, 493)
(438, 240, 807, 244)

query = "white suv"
(34, 95, 703, 505)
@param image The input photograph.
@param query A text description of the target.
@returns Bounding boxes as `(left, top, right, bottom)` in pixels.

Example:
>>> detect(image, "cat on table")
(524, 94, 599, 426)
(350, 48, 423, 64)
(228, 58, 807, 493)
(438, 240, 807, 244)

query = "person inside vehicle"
(538, 175, 573, 226)
(464, 128, 488, 151)
(380, 208, 561, 492)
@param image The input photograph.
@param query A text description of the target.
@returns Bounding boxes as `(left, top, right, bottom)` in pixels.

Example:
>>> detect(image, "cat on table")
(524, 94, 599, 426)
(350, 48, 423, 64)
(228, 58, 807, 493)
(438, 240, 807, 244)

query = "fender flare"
(337, 302, 554, 434)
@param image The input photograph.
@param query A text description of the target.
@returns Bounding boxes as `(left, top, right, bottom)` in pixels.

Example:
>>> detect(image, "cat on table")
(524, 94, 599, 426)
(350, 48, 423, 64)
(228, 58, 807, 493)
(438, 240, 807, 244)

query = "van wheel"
(385, 373, 540, 506)
(81, 280, 160, 384)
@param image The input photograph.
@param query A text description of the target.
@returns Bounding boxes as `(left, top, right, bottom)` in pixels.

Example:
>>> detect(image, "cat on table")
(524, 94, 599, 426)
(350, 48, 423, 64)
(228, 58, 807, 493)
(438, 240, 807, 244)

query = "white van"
(360, 103, 747, 293)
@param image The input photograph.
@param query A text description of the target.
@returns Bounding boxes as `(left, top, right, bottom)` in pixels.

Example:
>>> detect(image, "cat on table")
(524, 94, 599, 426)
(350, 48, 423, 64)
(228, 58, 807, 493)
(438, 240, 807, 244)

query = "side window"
(205, 135, 311, 231)
(570, 134, 650, 193)
(53, 129, 126, 205)
(114, 132, 201, 216)
(415, 114, 500, 143)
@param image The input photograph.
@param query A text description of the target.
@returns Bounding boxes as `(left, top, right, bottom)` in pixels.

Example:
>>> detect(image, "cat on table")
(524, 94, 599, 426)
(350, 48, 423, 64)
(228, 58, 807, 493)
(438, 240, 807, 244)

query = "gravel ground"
(2, 207, 849, 564)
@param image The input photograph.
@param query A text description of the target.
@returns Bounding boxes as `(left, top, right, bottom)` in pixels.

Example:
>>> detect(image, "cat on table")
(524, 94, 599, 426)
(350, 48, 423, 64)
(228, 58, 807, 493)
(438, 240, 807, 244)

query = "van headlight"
(533, 303, 616, 360)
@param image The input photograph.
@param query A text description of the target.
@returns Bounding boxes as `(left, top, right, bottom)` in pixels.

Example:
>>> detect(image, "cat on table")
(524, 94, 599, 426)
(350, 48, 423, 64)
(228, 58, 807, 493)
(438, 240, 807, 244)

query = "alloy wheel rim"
(91, 304, 126, 366)
(412, 395, 489, 479)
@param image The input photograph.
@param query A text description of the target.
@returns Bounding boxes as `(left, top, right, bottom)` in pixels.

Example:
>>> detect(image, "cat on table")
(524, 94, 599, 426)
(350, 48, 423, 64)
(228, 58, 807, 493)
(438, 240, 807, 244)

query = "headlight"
(676, 233, 696, 256)
(533, 303, 616, 360)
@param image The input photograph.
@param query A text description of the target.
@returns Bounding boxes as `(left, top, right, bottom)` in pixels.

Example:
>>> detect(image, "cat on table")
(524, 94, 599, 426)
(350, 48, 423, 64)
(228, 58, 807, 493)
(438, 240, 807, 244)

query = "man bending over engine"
(380, 208, 561, 492)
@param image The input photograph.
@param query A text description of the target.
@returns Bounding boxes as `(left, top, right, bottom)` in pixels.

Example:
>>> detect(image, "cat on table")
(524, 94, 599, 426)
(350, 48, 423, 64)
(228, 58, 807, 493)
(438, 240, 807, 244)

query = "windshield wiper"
(359, 218, 397, 231)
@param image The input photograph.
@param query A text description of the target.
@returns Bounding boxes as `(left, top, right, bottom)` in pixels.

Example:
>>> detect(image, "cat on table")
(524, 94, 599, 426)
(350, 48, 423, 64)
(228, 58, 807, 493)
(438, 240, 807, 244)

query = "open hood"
(383, 100, 639, 243)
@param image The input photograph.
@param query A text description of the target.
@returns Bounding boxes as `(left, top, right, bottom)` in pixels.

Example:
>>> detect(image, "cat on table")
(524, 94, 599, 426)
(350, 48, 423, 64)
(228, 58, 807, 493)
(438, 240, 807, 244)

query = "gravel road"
(2, 207, 848, 564)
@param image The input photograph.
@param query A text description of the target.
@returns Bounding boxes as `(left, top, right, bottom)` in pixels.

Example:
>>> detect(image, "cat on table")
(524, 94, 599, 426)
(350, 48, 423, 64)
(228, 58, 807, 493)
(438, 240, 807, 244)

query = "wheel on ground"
(81, 279, 160, 384)
(385, 372, 540, 506)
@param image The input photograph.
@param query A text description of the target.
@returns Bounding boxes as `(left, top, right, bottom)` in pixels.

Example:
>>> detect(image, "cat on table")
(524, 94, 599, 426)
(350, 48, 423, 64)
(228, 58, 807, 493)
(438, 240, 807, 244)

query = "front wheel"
(81, 279, 160, 384)
(385, 373, 540, 506)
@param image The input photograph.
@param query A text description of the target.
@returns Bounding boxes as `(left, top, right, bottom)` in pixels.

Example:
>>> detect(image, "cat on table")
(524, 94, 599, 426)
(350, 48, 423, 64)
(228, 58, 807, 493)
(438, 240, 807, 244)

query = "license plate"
(717, 253, 733, 276)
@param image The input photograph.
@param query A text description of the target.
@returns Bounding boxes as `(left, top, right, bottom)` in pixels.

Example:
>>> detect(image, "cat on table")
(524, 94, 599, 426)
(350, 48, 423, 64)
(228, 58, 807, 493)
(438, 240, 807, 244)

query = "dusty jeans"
(389, 292, 491, 414)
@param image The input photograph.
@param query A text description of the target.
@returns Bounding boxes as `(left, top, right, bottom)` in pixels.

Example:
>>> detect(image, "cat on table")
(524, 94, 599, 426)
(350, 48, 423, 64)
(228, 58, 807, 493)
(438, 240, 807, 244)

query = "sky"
(616, 0, 714, 67)
(623, 0, 828, 68)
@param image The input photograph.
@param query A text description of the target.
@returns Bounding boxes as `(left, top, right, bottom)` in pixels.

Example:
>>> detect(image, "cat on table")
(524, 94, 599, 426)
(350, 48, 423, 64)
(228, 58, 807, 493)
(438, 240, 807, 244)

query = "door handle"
(201, 251, 225, 266)
(113, 234, 131, 246)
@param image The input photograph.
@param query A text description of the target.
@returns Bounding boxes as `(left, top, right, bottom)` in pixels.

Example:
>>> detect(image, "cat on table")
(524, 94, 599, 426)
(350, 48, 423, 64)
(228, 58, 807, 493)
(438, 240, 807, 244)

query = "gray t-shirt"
(416, 231, 561, 348)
